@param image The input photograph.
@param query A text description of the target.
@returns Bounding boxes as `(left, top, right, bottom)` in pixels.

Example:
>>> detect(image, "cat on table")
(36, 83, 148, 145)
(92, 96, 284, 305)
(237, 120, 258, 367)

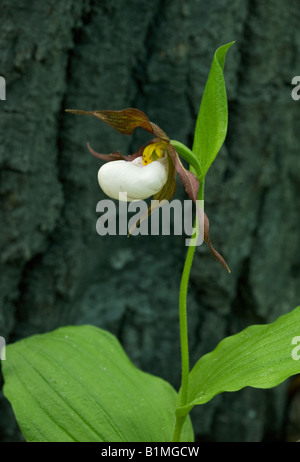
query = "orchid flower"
(66, 107, 230, 272)
(97, 143, 169, 202)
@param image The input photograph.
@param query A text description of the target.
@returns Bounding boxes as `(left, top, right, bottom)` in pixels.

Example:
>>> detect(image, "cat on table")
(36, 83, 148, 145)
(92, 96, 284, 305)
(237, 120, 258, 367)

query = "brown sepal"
(150, 122, 170, 142)
(66, 108, 154, 136)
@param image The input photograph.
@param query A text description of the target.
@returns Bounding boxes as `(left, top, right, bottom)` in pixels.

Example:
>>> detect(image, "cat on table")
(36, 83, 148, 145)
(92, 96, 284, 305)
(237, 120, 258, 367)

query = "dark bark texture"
(1, 0, 300, 442)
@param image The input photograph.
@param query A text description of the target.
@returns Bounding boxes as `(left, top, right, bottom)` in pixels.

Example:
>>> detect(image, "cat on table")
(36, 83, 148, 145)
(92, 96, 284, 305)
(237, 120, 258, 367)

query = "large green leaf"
(177, 305, 300, 416)
(192, 42, 234, 178)
(2, 325, 193, 442)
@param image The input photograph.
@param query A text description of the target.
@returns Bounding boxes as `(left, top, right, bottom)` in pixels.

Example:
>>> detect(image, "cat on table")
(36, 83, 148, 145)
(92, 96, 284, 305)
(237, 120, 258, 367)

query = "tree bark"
(0, 0, 300, 442)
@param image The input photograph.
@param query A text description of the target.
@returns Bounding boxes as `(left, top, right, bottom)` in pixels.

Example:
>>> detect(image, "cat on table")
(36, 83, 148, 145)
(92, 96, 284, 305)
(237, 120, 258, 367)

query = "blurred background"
(1, 0, 300, 442)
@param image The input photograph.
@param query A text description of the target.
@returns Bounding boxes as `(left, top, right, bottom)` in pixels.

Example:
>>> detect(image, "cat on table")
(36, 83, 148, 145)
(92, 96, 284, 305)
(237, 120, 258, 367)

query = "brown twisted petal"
(87, 142, 145, 162)
(203, 213, 231, 273)
(168, 144, 199, 203)
(169, 144, 230, 273)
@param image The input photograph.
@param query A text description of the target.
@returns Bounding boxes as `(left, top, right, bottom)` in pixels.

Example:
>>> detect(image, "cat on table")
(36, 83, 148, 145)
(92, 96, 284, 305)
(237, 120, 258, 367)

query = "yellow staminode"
(142, 141, 168, 166)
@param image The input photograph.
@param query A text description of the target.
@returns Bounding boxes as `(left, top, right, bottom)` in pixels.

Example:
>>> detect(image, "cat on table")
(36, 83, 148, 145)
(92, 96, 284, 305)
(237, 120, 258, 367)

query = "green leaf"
(192, 42, 234, 178)
(2, 325, 193, 442)
(177, 305, 300, 416)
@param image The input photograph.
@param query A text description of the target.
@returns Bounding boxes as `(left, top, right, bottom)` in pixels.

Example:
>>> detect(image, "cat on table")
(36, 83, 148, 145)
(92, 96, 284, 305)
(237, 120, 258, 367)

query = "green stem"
(172, 239, 197, 442)
(172, 178, 205, 442)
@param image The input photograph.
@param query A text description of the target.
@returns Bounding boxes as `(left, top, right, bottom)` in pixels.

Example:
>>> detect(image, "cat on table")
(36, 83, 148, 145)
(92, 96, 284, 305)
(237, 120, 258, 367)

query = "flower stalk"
(172, 178, 205, 442)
